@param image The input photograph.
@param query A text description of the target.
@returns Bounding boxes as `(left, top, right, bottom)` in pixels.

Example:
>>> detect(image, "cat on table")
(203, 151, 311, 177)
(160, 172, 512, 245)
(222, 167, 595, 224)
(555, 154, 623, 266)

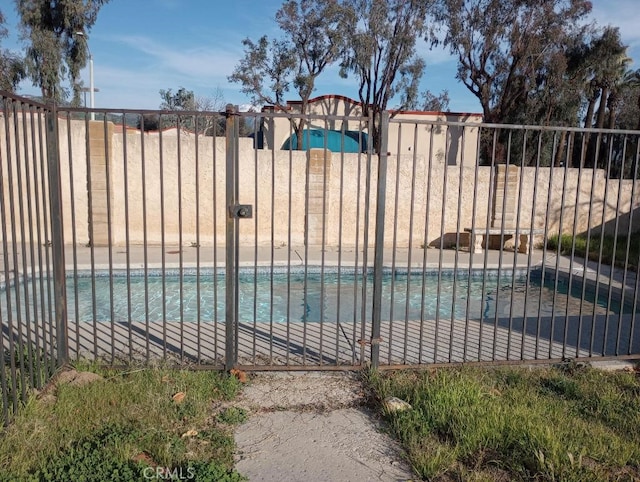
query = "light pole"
(74, 31, 95, 121)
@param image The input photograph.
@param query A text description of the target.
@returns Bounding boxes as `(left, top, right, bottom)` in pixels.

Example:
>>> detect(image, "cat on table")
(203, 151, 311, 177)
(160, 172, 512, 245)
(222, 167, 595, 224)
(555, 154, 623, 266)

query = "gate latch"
(229, 204, 253, 219)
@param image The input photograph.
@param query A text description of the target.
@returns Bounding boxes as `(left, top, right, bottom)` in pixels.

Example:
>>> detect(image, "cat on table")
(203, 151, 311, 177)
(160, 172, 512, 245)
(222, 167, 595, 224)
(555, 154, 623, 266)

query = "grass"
(0, 362, 246, 481)
(546, 232, 640, 270)
(367, 363, 640, 481)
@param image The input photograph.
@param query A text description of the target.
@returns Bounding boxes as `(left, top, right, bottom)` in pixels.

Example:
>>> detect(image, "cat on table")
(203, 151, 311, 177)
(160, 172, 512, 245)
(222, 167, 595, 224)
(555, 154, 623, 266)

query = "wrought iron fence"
(0, 92, 67, 425)
(2, 90, 640, 423)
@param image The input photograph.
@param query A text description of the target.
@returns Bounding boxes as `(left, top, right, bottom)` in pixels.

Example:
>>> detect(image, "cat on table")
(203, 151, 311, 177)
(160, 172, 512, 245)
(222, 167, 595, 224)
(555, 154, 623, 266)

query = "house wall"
(262, 95, 483, 167)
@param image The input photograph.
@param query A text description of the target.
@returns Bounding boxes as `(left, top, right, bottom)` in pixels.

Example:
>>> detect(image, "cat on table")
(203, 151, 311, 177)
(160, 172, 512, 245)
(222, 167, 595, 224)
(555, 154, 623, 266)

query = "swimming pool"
(51, 268, 633, 323)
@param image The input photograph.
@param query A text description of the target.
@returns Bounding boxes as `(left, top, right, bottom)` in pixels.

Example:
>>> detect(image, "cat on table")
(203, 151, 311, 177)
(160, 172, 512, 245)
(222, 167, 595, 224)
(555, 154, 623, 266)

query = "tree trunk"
(554, 130, 567, 167)
(595, 86, 609, 129)
(584, 96, 597, 129)
(589, 86, 610, 167)
(607, 90, 619, 130)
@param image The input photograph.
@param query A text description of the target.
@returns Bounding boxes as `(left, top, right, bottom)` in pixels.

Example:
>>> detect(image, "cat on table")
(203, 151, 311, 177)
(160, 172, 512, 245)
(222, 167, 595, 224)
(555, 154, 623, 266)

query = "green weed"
(0, 366, 244, 480)
(547, 232, 640, 269)
(368, 366, 640, 480)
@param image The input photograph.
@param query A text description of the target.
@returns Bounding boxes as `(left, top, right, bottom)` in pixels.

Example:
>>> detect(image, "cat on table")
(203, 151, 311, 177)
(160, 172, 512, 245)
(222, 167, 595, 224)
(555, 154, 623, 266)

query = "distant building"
(259, 94, 483, 166)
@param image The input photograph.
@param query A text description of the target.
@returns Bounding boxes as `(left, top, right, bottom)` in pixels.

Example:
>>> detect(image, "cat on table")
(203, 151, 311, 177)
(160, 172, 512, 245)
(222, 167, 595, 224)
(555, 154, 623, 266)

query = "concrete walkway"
(232, 371, 413, 482)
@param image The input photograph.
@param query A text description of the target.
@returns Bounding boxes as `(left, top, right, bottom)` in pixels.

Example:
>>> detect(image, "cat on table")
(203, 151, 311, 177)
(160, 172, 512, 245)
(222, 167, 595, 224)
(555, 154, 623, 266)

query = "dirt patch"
(232, 372, 413, 482)
(55, 370, 103, 387)
(36, 369, 103, 404)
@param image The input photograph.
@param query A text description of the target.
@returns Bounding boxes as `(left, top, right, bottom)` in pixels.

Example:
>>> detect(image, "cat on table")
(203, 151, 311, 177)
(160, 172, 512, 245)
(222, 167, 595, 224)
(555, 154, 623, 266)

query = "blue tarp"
(281, 129, 368, 153)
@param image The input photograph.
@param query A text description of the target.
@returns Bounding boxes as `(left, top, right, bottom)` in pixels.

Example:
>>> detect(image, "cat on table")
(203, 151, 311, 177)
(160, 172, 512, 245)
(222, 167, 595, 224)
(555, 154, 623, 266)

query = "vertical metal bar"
(590, 133, 615, 356)
(491, 130, 510, 361)
(604, 135, 626, 355)
(84, 116, 98, 359)
(549, 132, 569, 360)
(38, 109, 55, 375)
(233, 108, 240, 367)
(506, 130, 528, 360)
(302, 120, 311, 365)
(224, 105, 238, 371)
(335, 123, 345, 364)
(29, 107, 45, 383)
(465, 125, 482, 362)
(360, 117, 374, 364)
(535, 132, 557, 359)
(624, 140, 640, 355)
(387, 122, 402, 365)
(600, 134, 619, 307)
(435, 124, 450, 363)
(478, 129, 498, 361)
(177, 118, 184, 360)
(269, 115, 277, 365)
(101, 118, 115, 363)
(63, 113, 79, 362)
(521, 130, 544, 360)
(121, 113, 133, 362)
(370, 111, 389, 369)
(285, 116, 292, 365)
(353, 119, 367, 365)
(159, 119, 167, 358)
(450, 125, 466, 362)
(419, 125, 435, 364)
(212, 127, 219, 360)
(20, 103, 38, 386)
(574, 132, 590, 357)
(140, 115, 150, 363)
(623, 135, 640, 354)
(580, 132, 599, 357)
(319, 118, 329, 365)
(195, 116, 202, 363)
(45, 108, 68, 365)
(562, 132, 581, 359)
(250, 118, 259, 365)
(0, 293, 9, 424)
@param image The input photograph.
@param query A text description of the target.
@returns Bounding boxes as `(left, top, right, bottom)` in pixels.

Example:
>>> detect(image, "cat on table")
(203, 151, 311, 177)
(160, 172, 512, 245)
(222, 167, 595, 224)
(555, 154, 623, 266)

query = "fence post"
(225, 105, 238, 371)
(371, 112, 389, 369)
(45, 108, 68, 366)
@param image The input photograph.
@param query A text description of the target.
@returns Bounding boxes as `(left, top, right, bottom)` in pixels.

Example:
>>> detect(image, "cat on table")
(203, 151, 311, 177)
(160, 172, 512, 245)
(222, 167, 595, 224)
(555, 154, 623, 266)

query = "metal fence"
(0, 93, 67, 425)
(2, 90, 640, 421)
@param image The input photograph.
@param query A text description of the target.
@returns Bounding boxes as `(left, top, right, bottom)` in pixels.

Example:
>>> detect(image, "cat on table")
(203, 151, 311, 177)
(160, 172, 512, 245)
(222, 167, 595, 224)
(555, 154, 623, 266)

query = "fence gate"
(225, 107, 378, 369)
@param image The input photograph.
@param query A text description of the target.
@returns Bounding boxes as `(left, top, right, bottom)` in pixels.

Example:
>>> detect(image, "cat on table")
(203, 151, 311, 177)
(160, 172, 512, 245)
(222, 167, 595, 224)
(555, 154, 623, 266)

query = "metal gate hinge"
(229, 204, 253, 219)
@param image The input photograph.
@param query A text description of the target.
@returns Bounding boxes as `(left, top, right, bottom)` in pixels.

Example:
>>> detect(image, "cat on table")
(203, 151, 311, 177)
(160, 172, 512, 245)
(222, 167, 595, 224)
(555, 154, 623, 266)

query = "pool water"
(57, 269, 633, 323)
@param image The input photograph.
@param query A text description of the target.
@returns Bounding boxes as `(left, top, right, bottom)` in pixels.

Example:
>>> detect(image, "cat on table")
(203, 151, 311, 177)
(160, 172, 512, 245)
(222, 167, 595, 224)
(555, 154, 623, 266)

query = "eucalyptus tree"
(16, 0, 109, 104)
(431, 0, 592, 164)
(229, 0, 350, 149)
(431, 0, 592, 126)
(0, 9, 25, 92)
(339, 0, 433, 151)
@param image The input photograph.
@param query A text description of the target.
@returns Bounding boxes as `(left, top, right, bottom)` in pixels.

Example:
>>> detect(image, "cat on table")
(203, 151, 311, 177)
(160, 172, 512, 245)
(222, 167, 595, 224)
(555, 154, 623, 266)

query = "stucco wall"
(2, 116, 639, 249)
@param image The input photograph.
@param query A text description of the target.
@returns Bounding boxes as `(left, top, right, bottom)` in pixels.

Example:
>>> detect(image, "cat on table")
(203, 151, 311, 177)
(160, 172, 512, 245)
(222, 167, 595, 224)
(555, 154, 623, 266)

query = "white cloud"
(111, 35, 241, 82)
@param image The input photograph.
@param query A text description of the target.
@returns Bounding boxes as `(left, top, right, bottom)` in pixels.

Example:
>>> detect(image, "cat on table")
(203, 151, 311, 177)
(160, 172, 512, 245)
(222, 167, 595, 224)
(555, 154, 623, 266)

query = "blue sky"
(3, 0, 640, 113)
